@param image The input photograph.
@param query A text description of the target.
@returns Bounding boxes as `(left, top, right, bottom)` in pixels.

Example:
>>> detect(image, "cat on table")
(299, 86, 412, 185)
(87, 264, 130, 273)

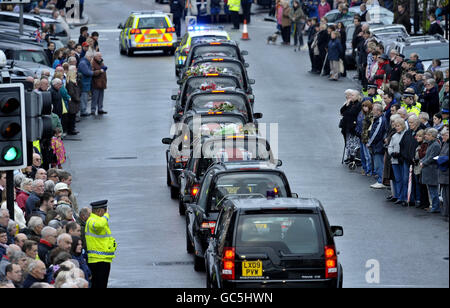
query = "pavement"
(63, 0, 449, 288)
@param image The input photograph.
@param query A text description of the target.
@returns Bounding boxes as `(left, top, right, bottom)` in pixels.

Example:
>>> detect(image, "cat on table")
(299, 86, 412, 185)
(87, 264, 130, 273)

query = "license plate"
(242, 261, 262, 277)
(146, 34, 161, 39)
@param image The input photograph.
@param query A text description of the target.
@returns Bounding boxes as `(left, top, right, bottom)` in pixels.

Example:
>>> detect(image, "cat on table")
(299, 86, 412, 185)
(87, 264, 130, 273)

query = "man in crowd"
(38, 226, 57, 267)
(368, 103, 387, 189)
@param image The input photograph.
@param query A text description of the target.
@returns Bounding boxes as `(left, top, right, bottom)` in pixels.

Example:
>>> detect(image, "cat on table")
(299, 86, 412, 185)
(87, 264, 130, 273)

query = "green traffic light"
(3, 146, 19, 162)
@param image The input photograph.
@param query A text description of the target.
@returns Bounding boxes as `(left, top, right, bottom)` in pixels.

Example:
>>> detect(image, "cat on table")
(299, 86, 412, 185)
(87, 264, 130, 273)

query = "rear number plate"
(242, 261, 262, 277)
(146, 34, 161, 39)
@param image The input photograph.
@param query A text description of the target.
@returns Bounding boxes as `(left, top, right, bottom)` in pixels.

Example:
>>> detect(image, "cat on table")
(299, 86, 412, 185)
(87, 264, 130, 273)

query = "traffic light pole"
(6, 171, 14, 222)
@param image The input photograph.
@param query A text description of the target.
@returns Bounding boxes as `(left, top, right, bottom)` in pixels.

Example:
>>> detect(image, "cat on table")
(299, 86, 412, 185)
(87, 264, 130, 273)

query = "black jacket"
(428, 22, 444, 36)
(50, 86, 63, 119)
(394, 11, 411, 34)
(400, 129, 419, 165)
(422, 86, 440, 119)
(340, 100, 362, 135)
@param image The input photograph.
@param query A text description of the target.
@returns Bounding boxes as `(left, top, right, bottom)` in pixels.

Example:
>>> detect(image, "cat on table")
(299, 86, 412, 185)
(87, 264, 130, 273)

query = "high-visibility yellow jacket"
(228, 0, 241, 12)
(85, 213, 117, 264)
(401, 101, 421, 117)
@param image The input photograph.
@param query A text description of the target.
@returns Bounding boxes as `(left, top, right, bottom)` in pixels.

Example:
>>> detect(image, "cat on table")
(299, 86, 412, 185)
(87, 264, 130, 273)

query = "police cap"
(90, 200, 108, 209)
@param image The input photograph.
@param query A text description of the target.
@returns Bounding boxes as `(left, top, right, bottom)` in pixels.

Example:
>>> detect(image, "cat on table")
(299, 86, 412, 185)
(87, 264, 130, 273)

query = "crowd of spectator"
(339, 60, 449, 219)
(0, 1, 104, 288)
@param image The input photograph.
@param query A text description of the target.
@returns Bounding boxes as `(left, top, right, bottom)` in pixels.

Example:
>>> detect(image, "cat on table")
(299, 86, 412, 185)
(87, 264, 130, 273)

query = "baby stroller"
(342, 139, 362, 171)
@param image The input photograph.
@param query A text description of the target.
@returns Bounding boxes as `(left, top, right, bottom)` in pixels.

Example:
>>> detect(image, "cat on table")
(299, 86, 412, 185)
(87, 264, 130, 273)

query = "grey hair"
(407, 114, 420, 126)
(419, 112, 430, 121)
(426, 127, 439, 138)
(68, 57, 77, 64)
(441, 127, 449, 136)
(51, 78, 62, 87)
(31, 179, 44, 188)
(27, 259, 43, 273)
(9, 250, 26, 263)
(0, 208, 8, 218)
(56, 204, 72, 219)
(48, 220, 62, 229)
(27, 216, 44, 230)
(44, 180, 55, 193)
(41, 226, 56, 239)
(14, 173, 26, 188)
(390, 114, 401, 123)
(7, 220, 18, 233)
(56, 233, 72, 246)
(426, 78, 436, 87)
(20, 178, 33, 191)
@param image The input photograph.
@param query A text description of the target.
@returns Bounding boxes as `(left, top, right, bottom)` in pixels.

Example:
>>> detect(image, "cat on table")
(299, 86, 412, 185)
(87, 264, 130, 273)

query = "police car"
(174, 26, 231, 76)
(118, 11, 177, 56)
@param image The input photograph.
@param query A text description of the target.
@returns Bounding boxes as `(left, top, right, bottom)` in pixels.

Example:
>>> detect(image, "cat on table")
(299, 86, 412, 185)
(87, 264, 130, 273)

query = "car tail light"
(221, 247, 235, 280)
(175, 156, 189, 167)
(206, 73, 219, 76)
(325, 245, 338, 279)
(211, 58, 224, 61)
(183, 47, 190, 55)
(191, 184, 200, 197)
(166, 27, 176, 33)
(41, 22, 46, 28)
(130, 28, 141, 35)
(200, 221, 216, 234)
(209, 42, 222, 45)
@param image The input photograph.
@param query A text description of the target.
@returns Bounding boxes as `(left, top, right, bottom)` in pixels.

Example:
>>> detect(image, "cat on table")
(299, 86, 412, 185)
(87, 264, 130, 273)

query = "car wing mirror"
(331, 226, 344, 237)
(248, 79, 255, 85)
(244, 62, 249, 68)
(253, 112, 263, 120)
(241, 50, 248, 56)
(161, 137, 173, 145)
(291, 192, 298, 198)
(118, 23, 124, 29)
(177, 79, 183, 85)
(171, 94, 178, 100)
(173, 113, 182, 122)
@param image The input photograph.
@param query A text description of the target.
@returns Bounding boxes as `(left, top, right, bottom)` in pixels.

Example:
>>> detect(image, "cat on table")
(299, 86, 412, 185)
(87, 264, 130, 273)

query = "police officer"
(170, 0, 185, 37)
(363, 84, 382, 104)
(401, 89, 421, 117)
(85, 200, 117, 288)
(228, 0, 241, 30)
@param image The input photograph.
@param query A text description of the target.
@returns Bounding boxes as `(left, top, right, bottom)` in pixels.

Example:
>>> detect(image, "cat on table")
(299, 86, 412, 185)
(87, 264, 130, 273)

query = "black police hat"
(90, 200, 108, 209)
(367, 83, 377, 89)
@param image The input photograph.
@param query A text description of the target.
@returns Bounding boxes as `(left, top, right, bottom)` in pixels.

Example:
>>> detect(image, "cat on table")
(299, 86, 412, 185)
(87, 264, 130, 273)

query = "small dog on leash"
(267, 33, 278, 44)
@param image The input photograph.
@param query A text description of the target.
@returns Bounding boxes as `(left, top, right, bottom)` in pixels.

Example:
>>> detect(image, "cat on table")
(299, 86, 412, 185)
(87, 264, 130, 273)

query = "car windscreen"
(14, 50, 50, 66)
(201, 138, 271, 162)
(372, 27, 407, 36)
(183, 77, 240, 104)
(403, 44, 450, 60)
(137, 17, 168, 29)
(210, 172, 288, 211)
(191, 35, 228, 44)
(189, 94, 249, 116)
(194, 62, 244, 82)
(191, 46, 238, 60)
(186, 115, 246, 136)
(236, 214, 321, 255)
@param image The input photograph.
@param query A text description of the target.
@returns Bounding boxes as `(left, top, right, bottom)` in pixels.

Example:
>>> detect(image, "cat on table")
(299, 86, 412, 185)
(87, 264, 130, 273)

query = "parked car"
(387, 35, 449, 69)
(0, 11, 70, 46)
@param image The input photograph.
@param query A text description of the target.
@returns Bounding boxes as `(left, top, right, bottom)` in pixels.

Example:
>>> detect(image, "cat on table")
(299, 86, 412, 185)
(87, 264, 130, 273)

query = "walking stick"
(407, 164, 413, 205)
(321, 52, 328, 75)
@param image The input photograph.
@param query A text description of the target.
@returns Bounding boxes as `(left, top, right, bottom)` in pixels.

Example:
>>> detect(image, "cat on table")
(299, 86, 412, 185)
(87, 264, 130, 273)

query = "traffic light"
(25, 90, 53, 141)
(0, 83, 27, 171)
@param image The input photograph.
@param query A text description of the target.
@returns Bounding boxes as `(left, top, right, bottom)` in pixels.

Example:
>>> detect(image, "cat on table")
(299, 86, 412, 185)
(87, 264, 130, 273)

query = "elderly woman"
(16, 178, 33, 213)
(1, 189, 26, 229)
(437, 127, 449, 219)
(388, 118, 408, 206)
(420, 128, 442, 213)
(340, 89, 362, 164)
(56, 203, 74, 223)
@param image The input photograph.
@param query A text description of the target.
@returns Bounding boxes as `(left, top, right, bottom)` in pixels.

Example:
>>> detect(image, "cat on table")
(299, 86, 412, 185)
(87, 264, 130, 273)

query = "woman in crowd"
(356, 98, 373, 176)
(280, 0, 292, 45)
(290, 0, 306, 51)
(327, 30, 343, 81)
(432, 113, 445, 132)
(384, 114, 401, 199)
(437, 127, 449, 220)
(420, 128, 442, 213)
(340, 89, 362, 163)
(413, 129, 430, 209)
(388, 118, 408, 206)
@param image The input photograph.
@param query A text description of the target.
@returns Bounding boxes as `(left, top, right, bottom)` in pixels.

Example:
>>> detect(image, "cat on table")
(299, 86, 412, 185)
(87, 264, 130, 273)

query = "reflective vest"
(401, 101, 421, 117)
(85, 213, 117, 264)
(228, 0, 241, 12)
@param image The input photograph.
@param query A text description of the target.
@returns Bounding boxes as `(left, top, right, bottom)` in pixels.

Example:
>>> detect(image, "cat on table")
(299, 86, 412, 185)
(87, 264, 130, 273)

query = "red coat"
(373, 60, 392, 88)
(318, 2, 331, 19)
(16, 191, 30, 213)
